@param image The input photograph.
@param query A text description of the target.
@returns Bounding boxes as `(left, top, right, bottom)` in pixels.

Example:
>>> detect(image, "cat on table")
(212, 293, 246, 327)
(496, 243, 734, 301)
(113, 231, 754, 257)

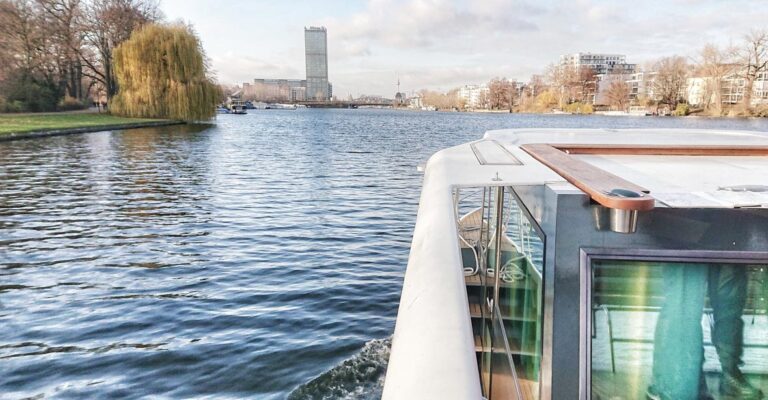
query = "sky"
(161, 0, 767, 98)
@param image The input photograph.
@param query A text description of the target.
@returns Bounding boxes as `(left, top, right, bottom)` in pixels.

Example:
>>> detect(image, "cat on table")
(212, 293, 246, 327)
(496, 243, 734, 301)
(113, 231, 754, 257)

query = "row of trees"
(411, 78, 520, 111)
(0, 0, 160, 112)
(416, 29, 767, 116)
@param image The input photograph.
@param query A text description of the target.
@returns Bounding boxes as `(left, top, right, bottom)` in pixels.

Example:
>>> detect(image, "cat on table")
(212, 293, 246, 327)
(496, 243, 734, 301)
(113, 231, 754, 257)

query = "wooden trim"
(521, 144, 656, 211)
(553, 144, 768, 156)
(522, 143, 768, 211)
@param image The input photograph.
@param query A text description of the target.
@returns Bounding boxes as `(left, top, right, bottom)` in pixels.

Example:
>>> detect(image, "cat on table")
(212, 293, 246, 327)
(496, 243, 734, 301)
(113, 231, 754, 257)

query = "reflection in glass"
(455, 186, 544, 400)
(591, 260, 767, 400)
(498, 191, 543, 399)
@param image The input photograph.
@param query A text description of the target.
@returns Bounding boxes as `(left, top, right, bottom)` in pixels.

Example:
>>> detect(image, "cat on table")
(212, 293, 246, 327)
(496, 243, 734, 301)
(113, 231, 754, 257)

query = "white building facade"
(560, 53, 636, 75)
(686, 70, 768, 107)
(458, 84, 490, 109)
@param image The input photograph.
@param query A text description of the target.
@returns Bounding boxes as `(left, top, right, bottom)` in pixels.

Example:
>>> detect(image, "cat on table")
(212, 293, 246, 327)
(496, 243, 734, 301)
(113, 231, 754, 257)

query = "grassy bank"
(0, 113, 167, 135)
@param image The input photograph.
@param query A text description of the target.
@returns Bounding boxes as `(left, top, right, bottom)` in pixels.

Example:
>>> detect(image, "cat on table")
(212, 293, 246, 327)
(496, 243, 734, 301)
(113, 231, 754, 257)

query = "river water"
(1, 110, 767, 399)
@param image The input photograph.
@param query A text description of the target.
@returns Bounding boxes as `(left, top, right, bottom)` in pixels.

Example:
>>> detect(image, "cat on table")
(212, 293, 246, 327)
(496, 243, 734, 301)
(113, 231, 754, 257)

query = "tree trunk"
(742, 74, 754, 110)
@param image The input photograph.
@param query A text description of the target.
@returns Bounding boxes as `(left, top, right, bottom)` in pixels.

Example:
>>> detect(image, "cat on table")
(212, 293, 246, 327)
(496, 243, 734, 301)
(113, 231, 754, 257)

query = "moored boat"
(229, 99, 247, 114)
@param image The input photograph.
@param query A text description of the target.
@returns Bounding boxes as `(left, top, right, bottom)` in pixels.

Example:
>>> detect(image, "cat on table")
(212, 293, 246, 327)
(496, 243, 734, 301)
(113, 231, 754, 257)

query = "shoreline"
(0, 120, 186, 142)
(389, 107, 767, 119)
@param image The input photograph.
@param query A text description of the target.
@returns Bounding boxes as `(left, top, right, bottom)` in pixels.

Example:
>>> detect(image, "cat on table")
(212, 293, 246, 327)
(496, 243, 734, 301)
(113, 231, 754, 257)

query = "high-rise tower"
(304, 27, 329, 101)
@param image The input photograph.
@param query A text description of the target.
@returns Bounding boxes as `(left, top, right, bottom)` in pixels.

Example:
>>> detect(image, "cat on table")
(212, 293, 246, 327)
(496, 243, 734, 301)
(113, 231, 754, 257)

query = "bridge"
(296, 100, 393, 108)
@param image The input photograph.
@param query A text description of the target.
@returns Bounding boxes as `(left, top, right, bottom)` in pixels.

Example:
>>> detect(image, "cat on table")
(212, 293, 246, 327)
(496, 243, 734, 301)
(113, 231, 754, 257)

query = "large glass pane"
(491, 305, 521, 400)
(499, 190, 544, 399)
(591, 260, 768, 400)
(456, 186, 545, 400)
(455, 187, 494, 395)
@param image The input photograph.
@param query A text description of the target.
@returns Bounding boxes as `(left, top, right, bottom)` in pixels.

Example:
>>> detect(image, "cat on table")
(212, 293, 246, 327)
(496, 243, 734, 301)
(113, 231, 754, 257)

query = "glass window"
(590, 260, 768, 400)
(497, 190, 544, 398)
(455, 187, 544, 400)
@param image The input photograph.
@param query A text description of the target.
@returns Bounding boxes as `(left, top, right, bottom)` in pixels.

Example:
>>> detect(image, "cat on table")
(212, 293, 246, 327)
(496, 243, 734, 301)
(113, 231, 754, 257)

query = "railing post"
(493, 186, 505, 318)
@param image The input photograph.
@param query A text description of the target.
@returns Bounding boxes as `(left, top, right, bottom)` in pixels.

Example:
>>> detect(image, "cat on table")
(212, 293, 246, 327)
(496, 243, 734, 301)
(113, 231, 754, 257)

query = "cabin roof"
(484, 128, 768, 147)
(480, 129, 768, 208)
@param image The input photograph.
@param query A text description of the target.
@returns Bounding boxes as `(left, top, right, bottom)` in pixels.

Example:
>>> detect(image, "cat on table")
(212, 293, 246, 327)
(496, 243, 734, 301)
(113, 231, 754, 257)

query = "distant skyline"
(161, 0, 767, 97)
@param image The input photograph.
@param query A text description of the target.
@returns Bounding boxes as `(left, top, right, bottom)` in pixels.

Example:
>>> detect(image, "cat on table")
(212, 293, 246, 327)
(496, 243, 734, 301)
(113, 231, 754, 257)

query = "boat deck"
(591, 370, 768, 400)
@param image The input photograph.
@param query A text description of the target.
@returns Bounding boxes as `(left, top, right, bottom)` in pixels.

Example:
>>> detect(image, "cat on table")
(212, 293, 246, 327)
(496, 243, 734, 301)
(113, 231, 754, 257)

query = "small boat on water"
(265, 103, 298, 110)
(628, 105, 651, 116)
(226, 91, 247, 114)
(229, 99, 247, 114)
(383, 129, 768, 399)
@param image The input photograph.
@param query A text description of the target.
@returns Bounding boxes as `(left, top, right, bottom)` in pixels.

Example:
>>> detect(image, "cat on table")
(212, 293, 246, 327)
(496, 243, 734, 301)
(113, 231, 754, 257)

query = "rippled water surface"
(2, 110, 768, 399)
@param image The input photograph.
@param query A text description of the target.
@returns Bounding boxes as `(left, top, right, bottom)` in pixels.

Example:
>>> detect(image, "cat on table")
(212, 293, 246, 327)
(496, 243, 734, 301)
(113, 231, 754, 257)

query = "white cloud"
(172, 0, 768, 95)
(209, 54, 302, 85)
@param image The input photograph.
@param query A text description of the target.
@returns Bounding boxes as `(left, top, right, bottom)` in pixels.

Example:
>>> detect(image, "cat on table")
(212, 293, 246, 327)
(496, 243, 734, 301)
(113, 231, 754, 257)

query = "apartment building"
(242, 79, 307, 102)
(560, 53, 636, 75)
(686, 71, 768, 107)
(458, 84, 490, 109)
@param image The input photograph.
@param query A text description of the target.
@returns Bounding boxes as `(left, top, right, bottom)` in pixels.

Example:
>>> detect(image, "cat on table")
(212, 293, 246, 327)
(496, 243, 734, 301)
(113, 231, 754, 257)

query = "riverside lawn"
(0, 113, 165, 135)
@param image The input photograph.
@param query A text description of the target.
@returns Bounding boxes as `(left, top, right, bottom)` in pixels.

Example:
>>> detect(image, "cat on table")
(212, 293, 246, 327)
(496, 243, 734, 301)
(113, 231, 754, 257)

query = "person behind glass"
(648, 264, 763, 400)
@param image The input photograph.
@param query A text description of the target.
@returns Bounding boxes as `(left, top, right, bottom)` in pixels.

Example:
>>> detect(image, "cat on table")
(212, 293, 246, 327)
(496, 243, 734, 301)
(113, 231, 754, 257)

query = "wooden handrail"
(522, 143, 768, 211)
(554, 144, 768, 156)
(521, 144, 656, 211)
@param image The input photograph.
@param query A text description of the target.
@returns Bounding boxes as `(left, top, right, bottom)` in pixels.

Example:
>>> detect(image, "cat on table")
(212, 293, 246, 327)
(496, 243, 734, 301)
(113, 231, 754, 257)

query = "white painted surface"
(576, 154, 768, 207)
(382, 142, 561, 400)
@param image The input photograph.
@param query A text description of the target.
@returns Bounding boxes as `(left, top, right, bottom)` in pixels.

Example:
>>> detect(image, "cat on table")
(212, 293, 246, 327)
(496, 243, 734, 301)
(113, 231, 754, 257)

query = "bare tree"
(418, 89, 448, 110)
(736, 29, 768, 110)
(606, 80, 630, 111)
(576, 66, 597, 104)
(0, 0, 160, 109)
(477, 89, 489, 110)
(547, 63, 583, 108)
(0, 1, 48, 74)
(0, 0, 63, 109)
(695, 43, 734, 115)
(37, 0, 86, 100)
(489, 77, 514, 110)
(81, 0, 160, 99)
(653, 56, 689, 107)
(446, 88, 466, 110)
(517, 75, 546, 112)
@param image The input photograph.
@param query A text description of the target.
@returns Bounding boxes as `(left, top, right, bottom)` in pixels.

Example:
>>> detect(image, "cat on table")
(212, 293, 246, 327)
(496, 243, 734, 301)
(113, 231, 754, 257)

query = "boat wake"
(288, 337, 391, 400)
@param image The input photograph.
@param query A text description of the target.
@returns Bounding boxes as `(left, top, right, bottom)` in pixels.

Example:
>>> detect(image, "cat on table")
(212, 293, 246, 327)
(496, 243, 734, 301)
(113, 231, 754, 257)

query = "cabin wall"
(515, 183, 768, 399)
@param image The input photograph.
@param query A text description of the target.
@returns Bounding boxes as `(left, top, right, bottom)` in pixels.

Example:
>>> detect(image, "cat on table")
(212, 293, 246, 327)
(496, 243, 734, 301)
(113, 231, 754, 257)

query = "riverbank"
(0, 113, 184, 141)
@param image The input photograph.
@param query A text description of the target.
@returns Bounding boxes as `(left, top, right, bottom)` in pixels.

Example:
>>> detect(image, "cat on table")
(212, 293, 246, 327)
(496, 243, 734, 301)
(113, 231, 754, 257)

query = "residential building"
(686, 70, 768, 107)
(242, 79, 307, 102)
(594, 73, 632, 106)
(560, 53, 636, 75)
(686, 77, 712, 107)
(717, 71, 768, 106)
(755, 71, 768, 104)
(408, 95, 423, 109)
(626, 71, 657, 101)
(458, 84, 490, 109)
(305, 26, 330, 101)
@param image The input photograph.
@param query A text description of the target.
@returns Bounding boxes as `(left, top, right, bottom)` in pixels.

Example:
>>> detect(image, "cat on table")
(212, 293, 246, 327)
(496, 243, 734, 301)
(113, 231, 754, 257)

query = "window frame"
(578, 248, 768, 399)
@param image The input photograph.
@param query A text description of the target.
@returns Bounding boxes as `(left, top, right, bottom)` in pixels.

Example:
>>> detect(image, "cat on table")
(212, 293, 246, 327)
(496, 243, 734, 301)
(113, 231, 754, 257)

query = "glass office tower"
(304, 27, 329, 101)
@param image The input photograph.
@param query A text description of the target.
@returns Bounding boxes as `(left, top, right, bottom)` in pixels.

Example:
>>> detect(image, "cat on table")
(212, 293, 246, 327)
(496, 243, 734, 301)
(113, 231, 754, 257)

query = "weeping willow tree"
(110, 23, 218, 121)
